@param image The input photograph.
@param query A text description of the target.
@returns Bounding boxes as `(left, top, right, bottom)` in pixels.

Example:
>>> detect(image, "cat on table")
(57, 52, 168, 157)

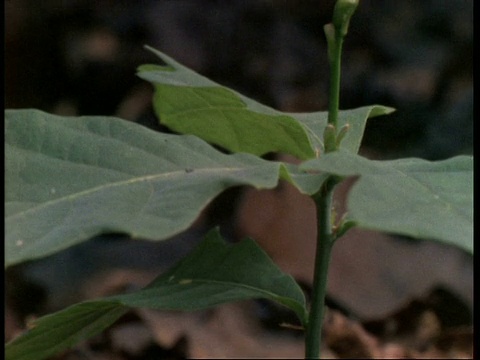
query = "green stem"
(305, 2, 359, 358)
(305, 177, 336, 358)
(327, 35, 344, 131)
(324, 0, 358, 152)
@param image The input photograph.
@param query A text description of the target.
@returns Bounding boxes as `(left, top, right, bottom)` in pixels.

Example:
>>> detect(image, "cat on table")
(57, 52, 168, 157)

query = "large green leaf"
(6, 229, 307, 360)
(5, 109, 287, 267)
(138, 46, 394, 159)
(301, 150, 473, 252)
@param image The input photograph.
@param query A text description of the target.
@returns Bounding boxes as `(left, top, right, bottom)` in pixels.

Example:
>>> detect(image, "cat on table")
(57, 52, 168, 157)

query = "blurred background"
(6, 0, 473, 160)
(5, 0, 474, 357)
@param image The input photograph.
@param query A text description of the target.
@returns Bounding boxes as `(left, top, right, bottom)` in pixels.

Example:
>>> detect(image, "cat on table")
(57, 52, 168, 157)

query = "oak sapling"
(5, 0, 472, 359)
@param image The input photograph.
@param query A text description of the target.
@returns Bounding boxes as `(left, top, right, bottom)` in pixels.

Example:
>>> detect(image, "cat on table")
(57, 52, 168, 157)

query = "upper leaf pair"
(5, 47, 473, 269)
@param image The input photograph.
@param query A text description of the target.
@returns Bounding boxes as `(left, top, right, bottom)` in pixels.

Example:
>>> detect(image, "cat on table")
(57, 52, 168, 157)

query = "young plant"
(5, 1, 472, 359)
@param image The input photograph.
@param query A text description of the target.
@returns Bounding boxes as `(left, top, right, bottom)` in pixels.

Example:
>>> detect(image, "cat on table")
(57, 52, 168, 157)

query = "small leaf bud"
(333, 0, 359, 36)
(335, 123, 350, 147)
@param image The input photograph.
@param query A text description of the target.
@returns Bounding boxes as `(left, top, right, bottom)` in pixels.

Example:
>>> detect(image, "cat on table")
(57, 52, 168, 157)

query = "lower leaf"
(6, 228, 307, 360)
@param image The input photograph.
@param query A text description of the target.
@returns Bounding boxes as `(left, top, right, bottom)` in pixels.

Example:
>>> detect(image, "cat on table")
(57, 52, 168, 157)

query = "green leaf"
(138, 46, 393, 159)
(301, 150, 473, 252)
(5, 109, 285, 267)
(5, 302, 128, 360)
(111, 228, 307, 323)
(138, 47, 315, 159)
(6, 229, 307, 360)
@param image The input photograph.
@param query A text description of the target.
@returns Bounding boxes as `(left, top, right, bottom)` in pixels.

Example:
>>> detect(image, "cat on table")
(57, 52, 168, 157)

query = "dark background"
(6, 0, 473, 160)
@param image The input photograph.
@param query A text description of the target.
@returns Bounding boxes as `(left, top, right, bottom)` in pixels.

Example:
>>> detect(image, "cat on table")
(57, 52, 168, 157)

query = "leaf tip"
(369, 105, 396, 118)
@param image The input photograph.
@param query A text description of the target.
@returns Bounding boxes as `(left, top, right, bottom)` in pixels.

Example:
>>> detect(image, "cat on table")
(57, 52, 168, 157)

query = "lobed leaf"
(138, 46, 394, 159)
(5, 109, 286, 267)
(6, 229, 307, 360)
(138, 47, 315, 159)
(301, 150, 473, 252)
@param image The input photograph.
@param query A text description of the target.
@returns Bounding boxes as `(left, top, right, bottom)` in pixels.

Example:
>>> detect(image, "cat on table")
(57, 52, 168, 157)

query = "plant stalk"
(304, 177, 336, 359)
(324, 0, 358, 151)
(326, 34, 344, 131)
(305, 2, 359, 358)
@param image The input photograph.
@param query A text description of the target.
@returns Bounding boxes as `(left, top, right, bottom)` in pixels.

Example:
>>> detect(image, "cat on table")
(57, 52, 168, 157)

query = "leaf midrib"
(6, 166, 258, 221)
